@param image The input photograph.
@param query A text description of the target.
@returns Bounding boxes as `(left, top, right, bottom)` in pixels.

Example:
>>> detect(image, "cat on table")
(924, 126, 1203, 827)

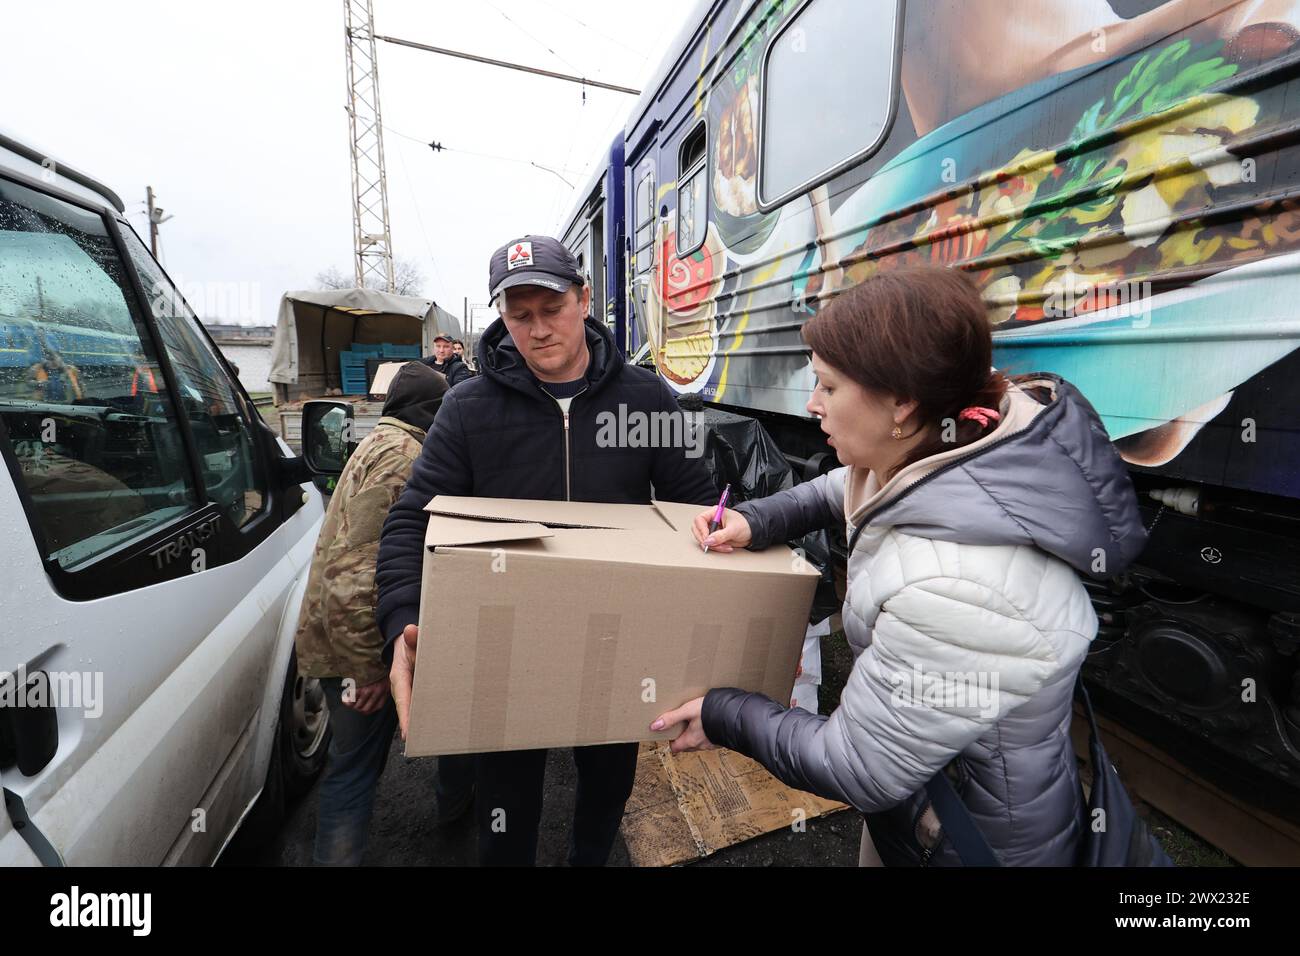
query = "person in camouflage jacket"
(293, 361, 465, 864)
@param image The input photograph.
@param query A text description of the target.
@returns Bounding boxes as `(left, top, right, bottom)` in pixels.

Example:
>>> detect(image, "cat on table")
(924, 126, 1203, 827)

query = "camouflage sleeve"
(319, 438, 421, 688)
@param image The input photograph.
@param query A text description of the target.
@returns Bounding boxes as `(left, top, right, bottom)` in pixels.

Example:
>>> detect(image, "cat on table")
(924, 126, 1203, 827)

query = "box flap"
(650, 499, 708, 533)
(424, 513, 554, 549)
(425, 496, 673, 531)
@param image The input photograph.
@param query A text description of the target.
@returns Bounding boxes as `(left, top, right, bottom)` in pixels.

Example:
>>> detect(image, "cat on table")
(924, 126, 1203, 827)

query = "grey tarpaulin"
(268, 287, 461, 388)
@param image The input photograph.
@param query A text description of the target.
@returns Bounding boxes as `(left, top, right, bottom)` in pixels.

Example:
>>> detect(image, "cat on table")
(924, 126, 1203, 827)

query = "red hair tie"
(958, 406, 1001, 428)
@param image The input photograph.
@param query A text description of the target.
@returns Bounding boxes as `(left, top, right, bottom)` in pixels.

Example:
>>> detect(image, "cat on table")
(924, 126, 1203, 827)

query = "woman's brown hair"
(802, 265, 1010, 480)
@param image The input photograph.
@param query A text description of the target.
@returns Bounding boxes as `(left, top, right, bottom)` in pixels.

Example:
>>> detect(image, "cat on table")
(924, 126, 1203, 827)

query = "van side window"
(0, 176, 198, 568)
(759, 0, 899, 205)
(119, 227, 267, 529)
(677, 123, 708, 255)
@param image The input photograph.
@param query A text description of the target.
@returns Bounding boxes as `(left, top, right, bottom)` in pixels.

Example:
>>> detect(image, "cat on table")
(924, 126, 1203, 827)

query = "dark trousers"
(474, 742, 639, 866)
(313, 677, 474, 865)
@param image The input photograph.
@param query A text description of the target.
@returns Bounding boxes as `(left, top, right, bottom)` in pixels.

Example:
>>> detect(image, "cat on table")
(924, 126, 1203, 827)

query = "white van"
(0, 133, 346, 864)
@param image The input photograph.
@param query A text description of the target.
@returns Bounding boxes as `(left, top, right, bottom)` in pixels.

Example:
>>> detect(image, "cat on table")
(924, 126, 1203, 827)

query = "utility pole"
(344, 0, 396, 292)
(145, 186, 172, 258)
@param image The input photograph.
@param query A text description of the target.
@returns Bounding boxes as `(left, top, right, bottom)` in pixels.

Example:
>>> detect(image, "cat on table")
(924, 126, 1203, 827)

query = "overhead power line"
(529, 0, 652, 61)
(374, 33, 641, 95)
(385, 125, 587, 179)
(482, 0, 584, 76)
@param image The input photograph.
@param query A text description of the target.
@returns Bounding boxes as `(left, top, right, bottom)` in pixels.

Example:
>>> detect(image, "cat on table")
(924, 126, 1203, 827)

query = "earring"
(891, 425, 903, 440)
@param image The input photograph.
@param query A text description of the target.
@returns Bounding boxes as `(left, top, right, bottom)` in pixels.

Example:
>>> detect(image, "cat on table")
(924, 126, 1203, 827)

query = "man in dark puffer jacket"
(377, 235, 716, 865)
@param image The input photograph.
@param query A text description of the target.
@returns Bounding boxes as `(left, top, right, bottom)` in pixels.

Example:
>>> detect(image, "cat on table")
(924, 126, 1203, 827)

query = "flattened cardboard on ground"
(621, 742, 847, 867)
(405, 497, 820, 757)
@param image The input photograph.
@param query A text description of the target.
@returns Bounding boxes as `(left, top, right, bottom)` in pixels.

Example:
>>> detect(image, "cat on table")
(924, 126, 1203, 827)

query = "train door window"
(118, 226, 267, 530)
(569, 227, 594, 318)
(591, 209, 606, 326)
(633, 169, 655, 275)
(758, 0, 900, 207)
(677, 122, 708, 256)
(0, 175, 198, 569)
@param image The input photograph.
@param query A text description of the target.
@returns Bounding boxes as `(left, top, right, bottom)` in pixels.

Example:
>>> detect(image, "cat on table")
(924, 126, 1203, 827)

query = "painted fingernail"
(650, 718, 664, 731)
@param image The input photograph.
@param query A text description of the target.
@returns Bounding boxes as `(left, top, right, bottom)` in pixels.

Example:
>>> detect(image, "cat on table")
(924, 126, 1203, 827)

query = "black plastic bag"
(688, 403, 839, 625)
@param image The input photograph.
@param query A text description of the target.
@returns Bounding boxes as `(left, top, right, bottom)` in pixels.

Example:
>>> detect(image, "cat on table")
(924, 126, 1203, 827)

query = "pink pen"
(702, 484, 731, 553)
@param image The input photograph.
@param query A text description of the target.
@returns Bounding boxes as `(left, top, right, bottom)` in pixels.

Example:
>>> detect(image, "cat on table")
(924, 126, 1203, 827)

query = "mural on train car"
(640, 0, 1300, 498)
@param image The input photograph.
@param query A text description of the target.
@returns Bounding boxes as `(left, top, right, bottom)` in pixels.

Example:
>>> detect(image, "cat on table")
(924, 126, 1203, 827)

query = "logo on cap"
(507, 241, 534, 271)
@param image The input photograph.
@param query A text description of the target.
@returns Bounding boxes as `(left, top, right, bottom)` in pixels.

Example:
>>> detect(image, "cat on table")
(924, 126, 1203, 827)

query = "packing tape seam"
(470, 604, 514, 751)
(576, 611, 621, 743)
(681, 621, 722, 694)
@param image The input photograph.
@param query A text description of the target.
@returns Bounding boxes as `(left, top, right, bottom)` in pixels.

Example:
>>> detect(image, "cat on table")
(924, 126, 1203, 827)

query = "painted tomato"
(661, 232, 716, 314)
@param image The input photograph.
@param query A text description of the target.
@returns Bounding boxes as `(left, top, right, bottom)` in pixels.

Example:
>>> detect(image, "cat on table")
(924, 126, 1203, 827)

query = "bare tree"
(391, 259, 426, 297)
(315, 258, 427, 296)
(314, 265, 350, 291)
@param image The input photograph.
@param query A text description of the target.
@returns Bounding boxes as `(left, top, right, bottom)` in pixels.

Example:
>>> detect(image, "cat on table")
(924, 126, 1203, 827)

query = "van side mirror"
(302, 400, 354, 475)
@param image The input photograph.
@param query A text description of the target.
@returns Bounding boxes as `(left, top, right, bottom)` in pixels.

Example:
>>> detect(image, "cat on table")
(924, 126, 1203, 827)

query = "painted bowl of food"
(650, 228, 725, 389)
(712, 74, 780, 256)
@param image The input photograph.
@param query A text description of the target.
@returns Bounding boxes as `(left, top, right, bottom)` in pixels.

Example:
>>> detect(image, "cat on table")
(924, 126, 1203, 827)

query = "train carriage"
(563, 0, 1300, 826)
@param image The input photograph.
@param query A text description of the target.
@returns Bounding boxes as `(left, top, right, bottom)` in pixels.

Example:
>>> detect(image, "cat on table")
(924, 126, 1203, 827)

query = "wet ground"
(221, 627, 1223, 867)
(233, 739, 861, 867)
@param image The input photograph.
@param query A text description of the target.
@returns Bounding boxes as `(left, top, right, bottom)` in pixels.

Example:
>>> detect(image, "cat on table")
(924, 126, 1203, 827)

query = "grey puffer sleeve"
(701, 571, 1075, 813)
(733, 466, 846, 549)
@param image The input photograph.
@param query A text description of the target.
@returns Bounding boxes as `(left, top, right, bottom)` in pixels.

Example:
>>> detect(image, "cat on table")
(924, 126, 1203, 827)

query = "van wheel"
(281, 650, 331, 801)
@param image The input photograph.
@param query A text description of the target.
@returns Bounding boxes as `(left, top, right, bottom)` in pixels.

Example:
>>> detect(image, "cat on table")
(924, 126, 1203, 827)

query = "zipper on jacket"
(538, 383, 587, 501)
(563, 409, 572, 500)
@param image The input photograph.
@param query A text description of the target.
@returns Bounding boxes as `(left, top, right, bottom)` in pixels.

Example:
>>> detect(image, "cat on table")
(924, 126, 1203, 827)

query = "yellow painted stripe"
(716, 256, 786, 399)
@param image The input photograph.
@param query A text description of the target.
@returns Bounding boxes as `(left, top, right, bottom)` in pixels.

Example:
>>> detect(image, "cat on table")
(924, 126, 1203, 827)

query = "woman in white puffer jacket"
(653, 266, 1147, 866)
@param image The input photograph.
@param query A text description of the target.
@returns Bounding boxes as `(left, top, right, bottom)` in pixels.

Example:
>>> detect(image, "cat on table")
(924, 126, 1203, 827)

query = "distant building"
(203, 323, 274, 346)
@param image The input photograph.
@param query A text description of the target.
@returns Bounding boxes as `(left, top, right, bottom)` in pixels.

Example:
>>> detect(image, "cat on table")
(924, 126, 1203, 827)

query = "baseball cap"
(433, 332, 453, 343)
(489, 235, 584, 303)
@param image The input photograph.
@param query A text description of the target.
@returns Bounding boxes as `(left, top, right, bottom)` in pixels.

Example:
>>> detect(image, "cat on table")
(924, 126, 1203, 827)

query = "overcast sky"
(2, 0, 697, 328)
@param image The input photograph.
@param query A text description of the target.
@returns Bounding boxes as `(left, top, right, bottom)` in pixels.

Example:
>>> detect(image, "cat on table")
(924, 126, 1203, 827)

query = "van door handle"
(0, 670, 59, 776)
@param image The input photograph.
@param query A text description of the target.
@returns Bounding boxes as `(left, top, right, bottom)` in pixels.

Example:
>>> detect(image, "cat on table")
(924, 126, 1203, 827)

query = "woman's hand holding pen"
(692, 508, 752, 553)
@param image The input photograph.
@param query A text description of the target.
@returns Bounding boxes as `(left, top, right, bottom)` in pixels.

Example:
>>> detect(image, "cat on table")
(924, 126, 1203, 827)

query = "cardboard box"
(405, 496, 820, 757)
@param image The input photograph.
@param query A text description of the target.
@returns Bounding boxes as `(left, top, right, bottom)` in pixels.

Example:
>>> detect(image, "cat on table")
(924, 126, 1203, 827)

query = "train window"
(0, 176, 198, 569)
(677, 123, 708, 256)
(634, 170, 655, 275)
(119, 225, 267, 529)
(758, 0, 899, 207)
